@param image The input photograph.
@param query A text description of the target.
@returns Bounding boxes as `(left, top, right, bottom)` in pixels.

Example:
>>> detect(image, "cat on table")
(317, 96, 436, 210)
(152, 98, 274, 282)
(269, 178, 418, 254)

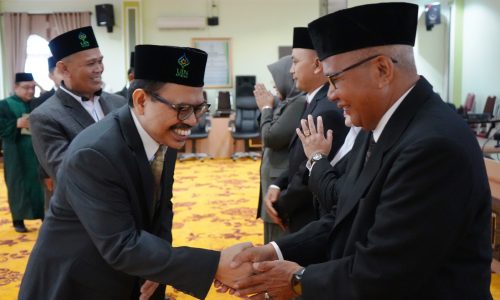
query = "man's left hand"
(139, 280, 159, 300)
(233, 260, 303, 300)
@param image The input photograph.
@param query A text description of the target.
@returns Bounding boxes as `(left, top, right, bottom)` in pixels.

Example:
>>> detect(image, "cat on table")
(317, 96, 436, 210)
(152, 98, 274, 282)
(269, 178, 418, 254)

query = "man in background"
(0, 72, 44, 232)
(30, 26, 126, 185)
(116, 51, 135, 98)
(265, 27, 348, 234)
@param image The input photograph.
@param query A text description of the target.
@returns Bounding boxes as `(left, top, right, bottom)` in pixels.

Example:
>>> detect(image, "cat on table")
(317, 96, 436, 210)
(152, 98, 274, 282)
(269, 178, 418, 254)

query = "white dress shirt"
(59, 85, 105, 122)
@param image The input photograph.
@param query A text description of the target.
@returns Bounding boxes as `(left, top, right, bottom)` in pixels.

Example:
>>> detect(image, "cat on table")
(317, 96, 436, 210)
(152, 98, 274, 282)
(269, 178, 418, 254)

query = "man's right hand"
(264, 187, 285, 230)
(17, 116, 29, 128)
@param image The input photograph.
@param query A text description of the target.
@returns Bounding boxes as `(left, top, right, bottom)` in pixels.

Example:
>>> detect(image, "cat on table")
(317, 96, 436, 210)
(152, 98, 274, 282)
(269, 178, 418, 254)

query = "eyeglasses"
(327, 54, 398, 90)
(149, 93, 210, 121)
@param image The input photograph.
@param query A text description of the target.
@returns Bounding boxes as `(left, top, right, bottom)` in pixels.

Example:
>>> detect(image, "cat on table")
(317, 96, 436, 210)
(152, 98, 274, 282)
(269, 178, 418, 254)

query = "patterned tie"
(364, 134, 376, 166)
(151, 145, 165, 206)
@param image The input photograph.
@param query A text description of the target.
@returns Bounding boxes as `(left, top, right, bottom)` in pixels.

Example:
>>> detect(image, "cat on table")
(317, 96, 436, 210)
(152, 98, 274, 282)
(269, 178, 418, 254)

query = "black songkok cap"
(48, 56, 56, 71)
(49, 26, 99, 61)
(292, 27, 314, 50)
(134, 44, 208, 87)
(15, 72, 34, 83)
(308, 2, 418, 60)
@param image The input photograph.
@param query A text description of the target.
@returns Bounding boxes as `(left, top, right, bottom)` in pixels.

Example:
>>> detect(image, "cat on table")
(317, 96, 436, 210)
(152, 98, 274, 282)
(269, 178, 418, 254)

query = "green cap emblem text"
(79, 32, 90, 48)
(176, 53, 190, 79)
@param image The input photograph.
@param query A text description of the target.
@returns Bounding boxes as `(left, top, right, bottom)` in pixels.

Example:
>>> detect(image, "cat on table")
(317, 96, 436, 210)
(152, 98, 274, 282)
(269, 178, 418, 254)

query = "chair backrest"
(234, 96, 259, 133)
(217, 91, 231, 110)
(484, 96, 497, 116)
(464, 93, 475, 113)
(235, 76, 256, 97)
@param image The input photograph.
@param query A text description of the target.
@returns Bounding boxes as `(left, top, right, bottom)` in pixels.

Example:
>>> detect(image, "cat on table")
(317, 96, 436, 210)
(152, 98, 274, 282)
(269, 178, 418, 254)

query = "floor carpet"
(0, 158, 499, 299)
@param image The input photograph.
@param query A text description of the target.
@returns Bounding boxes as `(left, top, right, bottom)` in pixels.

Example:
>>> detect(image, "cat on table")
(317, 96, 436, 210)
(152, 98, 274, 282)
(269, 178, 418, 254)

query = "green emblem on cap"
(79, 32, 90, 48)
(176, 53, 189, 79)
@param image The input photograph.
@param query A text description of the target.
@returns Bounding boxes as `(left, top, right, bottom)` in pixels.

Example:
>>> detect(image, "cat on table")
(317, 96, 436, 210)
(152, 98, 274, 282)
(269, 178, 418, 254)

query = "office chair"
(214, 91, 232, 117)
(476, 96, 497, 138)
(229, 95, 261, 161)
(178, 113, 211, 162)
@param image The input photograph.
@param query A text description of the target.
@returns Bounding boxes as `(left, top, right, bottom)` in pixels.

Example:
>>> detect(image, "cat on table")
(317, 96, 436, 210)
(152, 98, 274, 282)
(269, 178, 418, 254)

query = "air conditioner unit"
(156, 16, 206, 29)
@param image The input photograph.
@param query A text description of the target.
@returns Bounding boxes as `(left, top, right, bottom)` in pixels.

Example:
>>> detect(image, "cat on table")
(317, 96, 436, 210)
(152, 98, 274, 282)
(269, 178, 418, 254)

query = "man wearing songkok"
(0, 72, 44, 232)
(265, 27, 348, 235)
(229, 3, 492, 299)
(29, 26, 125, 186)
(19, 44, 252, 300)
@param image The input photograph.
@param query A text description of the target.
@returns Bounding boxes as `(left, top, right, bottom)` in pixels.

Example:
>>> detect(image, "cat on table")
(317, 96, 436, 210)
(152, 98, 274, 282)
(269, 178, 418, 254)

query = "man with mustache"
(29, 26, 126, 186)
(19, 44, 253, 300)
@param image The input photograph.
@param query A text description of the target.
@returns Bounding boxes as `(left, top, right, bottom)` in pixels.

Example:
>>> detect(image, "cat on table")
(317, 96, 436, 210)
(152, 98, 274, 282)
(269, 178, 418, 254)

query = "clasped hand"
(215, 243, 303, 300)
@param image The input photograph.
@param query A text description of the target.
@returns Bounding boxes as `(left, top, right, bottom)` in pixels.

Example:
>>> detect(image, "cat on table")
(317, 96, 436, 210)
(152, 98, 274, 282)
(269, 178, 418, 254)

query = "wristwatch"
(309, 152, 326, 164)
(291, 267, 305, 296)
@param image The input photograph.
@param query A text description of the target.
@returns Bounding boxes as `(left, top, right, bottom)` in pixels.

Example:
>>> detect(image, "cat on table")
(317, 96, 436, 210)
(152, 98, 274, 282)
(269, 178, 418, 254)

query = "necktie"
(364, 134, 376, 166)
(151, 146, 165, 206)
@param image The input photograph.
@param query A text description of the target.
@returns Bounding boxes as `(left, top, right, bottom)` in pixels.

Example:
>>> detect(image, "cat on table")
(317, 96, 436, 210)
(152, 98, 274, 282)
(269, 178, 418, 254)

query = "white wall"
(141, 0, 320, 104)
(461, 0, 500, 112)
(0, 0, 126, 94)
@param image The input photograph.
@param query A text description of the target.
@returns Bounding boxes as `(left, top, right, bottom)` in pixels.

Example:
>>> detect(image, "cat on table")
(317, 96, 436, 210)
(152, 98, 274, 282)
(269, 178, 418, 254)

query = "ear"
(132, 89, 147, 115)
(57, 61, 70, 78)
(313, 57, 323, 75)
(374, 56, 394, 88)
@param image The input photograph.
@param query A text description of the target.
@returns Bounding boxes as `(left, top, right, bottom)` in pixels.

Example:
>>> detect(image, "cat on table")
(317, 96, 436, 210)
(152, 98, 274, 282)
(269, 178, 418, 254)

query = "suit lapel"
(100, 93, 114, 115)
(57, 89, 95, 128)
(289, 84, 329, 148)
(117, 106, 156, 223)
(333, 77, 434, 227)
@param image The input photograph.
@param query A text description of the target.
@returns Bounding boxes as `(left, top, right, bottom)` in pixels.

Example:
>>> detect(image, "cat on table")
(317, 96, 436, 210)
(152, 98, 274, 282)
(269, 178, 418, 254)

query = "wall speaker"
(425, 2, 441, 31)
(95, 4, 115, 33)
(207, 17, 219, 26)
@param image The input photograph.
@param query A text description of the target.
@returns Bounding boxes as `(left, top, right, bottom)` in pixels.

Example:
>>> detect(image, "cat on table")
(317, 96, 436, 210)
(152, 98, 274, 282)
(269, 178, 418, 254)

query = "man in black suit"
(30, 26, 126, 187)
(229, 3, 492, 299)
(19, 45, 252, 300)
(265, 27, 348, 234)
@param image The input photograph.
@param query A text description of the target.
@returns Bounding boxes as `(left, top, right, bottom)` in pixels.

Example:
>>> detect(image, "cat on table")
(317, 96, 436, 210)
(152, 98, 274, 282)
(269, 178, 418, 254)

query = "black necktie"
(364, 134, 376, 166)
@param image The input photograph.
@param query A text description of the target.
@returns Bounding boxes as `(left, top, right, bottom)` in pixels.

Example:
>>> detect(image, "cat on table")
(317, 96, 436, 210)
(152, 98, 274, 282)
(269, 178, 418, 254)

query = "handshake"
(214, 242, 303, 300)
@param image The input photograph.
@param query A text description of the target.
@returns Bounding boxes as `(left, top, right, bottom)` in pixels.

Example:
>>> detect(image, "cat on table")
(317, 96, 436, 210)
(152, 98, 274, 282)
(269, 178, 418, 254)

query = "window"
(24, 34, 52, 97)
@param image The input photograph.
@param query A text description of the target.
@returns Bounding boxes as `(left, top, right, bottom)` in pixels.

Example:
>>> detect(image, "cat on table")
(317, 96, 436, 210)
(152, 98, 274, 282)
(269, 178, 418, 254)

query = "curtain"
(49, 12, 91, 36)
(2, 13, 30, 89)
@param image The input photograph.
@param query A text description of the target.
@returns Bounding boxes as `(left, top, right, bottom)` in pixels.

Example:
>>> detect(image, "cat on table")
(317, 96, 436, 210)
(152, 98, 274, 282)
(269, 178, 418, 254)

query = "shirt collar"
(372, 85, 414, 142)
(306, 85, 323, 104)
(60, 81, 102, 102)
(130, 107, 162, 161)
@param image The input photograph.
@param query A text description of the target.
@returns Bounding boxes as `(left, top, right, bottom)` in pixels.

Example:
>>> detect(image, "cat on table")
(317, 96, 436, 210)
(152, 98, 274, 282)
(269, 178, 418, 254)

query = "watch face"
(313, 153, 323, 161)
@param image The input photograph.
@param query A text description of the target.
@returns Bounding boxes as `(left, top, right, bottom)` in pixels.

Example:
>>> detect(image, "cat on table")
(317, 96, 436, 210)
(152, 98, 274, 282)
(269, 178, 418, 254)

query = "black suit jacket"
(276, 78, 492, 299)
(273, 84, 349, 232)
(19, 106, 220, 300)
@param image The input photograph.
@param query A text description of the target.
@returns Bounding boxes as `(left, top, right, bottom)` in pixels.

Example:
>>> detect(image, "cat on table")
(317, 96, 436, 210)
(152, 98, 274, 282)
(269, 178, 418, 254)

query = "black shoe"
(13, 220, 28, 233)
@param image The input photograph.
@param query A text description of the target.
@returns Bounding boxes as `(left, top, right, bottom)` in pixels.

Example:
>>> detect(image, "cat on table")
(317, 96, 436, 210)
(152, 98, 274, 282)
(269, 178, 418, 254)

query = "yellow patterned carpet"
(0, 158, 499, 299)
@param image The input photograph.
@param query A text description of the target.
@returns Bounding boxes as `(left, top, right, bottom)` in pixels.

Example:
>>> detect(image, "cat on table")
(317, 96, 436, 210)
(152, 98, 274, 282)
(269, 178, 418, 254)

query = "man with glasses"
(29, 26, 126, 188)
(227, 3, 491, 299)
(0, 72, 44, 232)
(19, 44, 252, 300)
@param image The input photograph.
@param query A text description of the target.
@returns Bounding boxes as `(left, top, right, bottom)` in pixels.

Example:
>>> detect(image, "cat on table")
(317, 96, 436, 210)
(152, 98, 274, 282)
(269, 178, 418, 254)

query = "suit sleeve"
(309, 153, 350, 215)
(261, 98, 306, 150)
(292, 137, 490, 299)
(61, 147, 220, 299)
(29, 111, 70, 180)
